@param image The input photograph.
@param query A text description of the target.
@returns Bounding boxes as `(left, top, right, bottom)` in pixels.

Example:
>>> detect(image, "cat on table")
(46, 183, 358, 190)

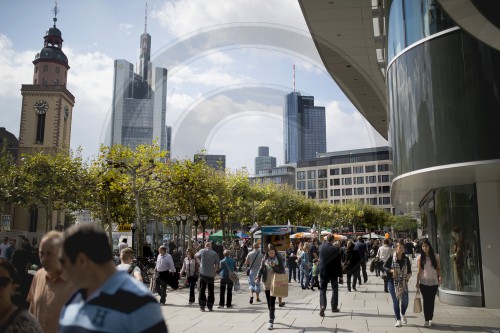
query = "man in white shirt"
(155, 245, 176, 305)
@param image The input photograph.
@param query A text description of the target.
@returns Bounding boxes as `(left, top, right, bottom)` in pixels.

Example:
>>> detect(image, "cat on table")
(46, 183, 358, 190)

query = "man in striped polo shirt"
(58, 223, 168, 332)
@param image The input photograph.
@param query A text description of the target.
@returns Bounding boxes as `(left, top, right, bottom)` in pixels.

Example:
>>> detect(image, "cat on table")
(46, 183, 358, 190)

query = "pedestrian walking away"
(117, 247, 143, 282)
(218, 250, 237, 308)
(195, 241, 220, 312)
(318, 233, 342, 317)
(376, 238, 394, 292)
(285, 242, 298, 283)
(416, 239, 442, 327)
(344, 241, 361, 292)
(238, 240, 249, 271)
(246, 242, 263, 304)
(354, 237, 368, 284)
(384, 241, 412, 328)
(58, 223, 168, 332)
(256, 243, 286, 330)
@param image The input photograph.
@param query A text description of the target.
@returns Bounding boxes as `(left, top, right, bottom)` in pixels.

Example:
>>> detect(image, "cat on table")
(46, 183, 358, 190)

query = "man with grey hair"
(155, 245, 176, 305)
(195, 241, 220, 312)
(28, 231, 76, 333)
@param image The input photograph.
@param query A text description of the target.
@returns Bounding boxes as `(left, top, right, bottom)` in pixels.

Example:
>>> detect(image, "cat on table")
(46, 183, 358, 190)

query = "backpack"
(127, 264, 137, 275)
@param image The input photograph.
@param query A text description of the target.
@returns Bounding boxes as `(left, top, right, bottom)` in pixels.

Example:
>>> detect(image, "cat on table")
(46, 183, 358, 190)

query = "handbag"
(223, 261, 239, 283)
(233, 279, 240, 291)
(270, 273, 288, 298)
(413, 290, 422, 313)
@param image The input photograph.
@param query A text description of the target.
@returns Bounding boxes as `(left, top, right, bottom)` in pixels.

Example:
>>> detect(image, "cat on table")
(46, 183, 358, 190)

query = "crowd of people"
(0, 228, 438, 332)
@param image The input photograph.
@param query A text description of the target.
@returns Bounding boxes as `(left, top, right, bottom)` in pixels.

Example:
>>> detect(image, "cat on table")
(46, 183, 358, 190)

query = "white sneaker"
(267, 322, 273, 330)
(402, 314, 407, 324)
(429, 320, 434, 326)
(395, 320, 402, 327)
(424, 321, 430, 327)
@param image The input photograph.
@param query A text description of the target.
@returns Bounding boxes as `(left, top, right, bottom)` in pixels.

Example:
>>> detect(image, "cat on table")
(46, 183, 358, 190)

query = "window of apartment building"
(359, 198, 365, 203)
(365, 165, 376, 172)
(333, 189, 340, 196)
(354, 187, 364, 195)
(319, 190, 328, 199)
(308, 191, 316, 199)
(354, 176, 364, 184)
(318, 169, 327, 178)
(366, 175, 377, 183)
(341, 167, 352, 174)
(330, 168, 340, 175)
(297, 181, 306, 190)
(378, 175, 390, 183)
(342, 177, 352, 185)
(379, 186, 390, 194)
(334, 199, 340, 204)
(367, 186, 377, 194)
(378, 164, 389, 172)
(368, 198, 377, 205)
(345, 188, 352, 196)
(380, 197, 391, 205)
(307, 170, 316, 179)
(353, 166, 364, 174)
(297, 171, 305, 180)
(307, 180, 316, 189)
(318, 179, 327, 188)
(331, 178, 340, 186)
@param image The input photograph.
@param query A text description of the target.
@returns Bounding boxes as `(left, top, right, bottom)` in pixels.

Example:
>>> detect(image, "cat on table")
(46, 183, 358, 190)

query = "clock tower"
(19, 4, 75, 155)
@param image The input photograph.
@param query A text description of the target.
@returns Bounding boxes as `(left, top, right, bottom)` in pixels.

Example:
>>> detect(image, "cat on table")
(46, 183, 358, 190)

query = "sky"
(0, 0, 387, 173)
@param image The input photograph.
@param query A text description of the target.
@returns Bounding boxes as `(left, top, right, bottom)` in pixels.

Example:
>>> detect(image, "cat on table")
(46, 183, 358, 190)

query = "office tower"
(194, 154, 226, 171)
(111, 6, 167, 151)
(254, 146, 276, 175)
(283, 92, 326, 164)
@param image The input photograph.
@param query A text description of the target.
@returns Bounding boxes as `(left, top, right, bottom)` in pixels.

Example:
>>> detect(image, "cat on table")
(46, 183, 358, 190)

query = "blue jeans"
(248, 270, 261, 293)
(300, 266, 310, 289)
(387, 279, 409, 320)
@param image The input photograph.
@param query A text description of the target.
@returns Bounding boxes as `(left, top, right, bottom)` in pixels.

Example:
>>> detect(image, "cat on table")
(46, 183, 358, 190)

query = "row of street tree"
(1, 143, 415, 255)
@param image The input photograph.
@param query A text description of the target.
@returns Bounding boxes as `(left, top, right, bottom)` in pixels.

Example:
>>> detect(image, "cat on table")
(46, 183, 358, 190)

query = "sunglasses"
(0, 276, 12, 287)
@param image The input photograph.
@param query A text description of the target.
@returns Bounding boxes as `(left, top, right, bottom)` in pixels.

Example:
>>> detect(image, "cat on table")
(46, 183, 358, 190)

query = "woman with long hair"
(180, 248, 200, 305)
(384, 241, 412, 328)
(416, 239, 441, 327)
(256, 243, 286, 330)
(0, 258, 42, 332)
(345, 240, 361, 292)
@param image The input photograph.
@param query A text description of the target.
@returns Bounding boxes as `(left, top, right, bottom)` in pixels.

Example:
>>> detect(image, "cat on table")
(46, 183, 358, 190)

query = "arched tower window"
(36, 113, 46, 144)
(43, 65, 48, 72)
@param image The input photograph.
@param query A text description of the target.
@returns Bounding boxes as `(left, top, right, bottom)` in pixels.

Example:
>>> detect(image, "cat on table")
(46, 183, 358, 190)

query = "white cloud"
(152, 0, 307, 37)
(119, 23, 133, 35)
(169, 65, 252, 87)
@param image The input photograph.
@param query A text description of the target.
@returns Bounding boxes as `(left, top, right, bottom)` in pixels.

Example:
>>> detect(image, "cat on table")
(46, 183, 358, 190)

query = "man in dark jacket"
(318, 234, 342, 317)
(354, 236, 368, 283)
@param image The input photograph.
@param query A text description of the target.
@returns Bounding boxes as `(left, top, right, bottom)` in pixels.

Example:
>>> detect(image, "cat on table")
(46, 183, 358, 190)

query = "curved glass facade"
(387, 28, 500, 177)
(387, 0, 455, 63)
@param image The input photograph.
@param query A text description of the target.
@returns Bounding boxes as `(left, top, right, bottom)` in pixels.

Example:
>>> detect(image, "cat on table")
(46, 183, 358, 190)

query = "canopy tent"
(236, 231, 250, 239)
(208, 230, 235, 242)
(362, 233, 385, 239)
(290, 232, 315, 239)
(322, 234, 347, 241)
(252, 230, 262, 239)
(196, 232, 210, 239)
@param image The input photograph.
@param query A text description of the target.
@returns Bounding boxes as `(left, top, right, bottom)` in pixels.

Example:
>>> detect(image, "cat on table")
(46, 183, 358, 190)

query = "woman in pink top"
(416, 239, 442, 327)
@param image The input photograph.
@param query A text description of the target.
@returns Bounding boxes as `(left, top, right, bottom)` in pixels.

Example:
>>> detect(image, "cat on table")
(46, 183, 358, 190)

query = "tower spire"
(144, 1, 148, 33)
(293, 64, 296, 92)
(52, 1, 58, 28)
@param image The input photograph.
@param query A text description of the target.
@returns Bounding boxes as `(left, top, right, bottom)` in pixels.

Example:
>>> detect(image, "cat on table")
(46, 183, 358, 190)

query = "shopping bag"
(234, 279, 240, 291)
(413, 290, 422, 313)
(270, 273, 288, 298)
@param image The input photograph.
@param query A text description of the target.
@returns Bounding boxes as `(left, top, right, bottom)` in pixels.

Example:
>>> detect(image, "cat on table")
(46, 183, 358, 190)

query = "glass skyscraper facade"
(283, 92, 326, 164)
(254, 146, 277, 176)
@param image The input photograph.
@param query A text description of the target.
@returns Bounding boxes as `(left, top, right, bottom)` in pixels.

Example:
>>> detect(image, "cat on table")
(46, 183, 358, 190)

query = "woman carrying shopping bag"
(256, 243, 286, 330)
(384, 241, 412, 328)
(416, 239, 441, 327)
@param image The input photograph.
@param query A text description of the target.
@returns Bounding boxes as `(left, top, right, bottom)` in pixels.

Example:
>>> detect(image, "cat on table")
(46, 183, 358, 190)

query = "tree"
(0, 140, 16, 220)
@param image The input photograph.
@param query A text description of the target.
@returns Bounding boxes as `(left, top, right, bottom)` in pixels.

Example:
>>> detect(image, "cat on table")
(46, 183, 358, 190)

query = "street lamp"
(193, 216, 199, 243)
(174, 216, 182, 248)
(131, 223, 137, 252)
(199, 215, 209, 243)
(179, 214, 188, 252)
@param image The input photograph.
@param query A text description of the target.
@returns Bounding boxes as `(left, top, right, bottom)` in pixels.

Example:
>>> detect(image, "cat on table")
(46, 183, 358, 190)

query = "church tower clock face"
(34, 100, 49, 114)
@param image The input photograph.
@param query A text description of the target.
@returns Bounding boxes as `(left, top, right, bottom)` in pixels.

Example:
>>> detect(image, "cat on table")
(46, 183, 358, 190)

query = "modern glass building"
(299, 0, 500, 308)
(111, 17, 168, 151)
(283, 92, 326, 164)
(254, 146, 277, 176)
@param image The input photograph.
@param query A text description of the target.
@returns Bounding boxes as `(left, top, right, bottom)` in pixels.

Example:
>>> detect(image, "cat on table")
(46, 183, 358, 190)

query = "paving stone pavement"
(156, 261, 500, 333)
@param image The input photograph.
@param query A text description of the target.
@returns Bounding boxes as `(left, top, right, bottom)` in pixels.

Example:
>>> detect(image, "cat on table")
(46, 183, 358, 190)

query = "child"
(311, 258, 319, 291)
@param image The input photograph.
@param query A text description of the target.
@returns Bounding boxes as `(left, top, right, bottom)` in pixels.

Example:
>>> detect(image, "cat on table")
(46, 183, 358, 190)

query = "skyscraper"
(254, 146, 276, 175)
(110, 6, 167, 151)
(283, 92, 326, 164)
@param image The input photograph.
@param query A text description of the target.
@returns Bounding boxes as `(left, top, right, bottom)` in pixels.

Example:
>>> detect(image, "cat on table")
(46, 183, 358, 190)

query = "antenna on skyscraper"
(293, 64, 296, 92)
(144, 1, 148, 33)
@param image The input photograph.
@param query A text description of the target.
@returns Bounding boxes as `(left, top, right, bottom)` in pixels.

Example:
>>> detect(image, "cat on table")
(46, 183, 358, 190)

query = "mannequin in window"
(450, 227, 464, 291)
